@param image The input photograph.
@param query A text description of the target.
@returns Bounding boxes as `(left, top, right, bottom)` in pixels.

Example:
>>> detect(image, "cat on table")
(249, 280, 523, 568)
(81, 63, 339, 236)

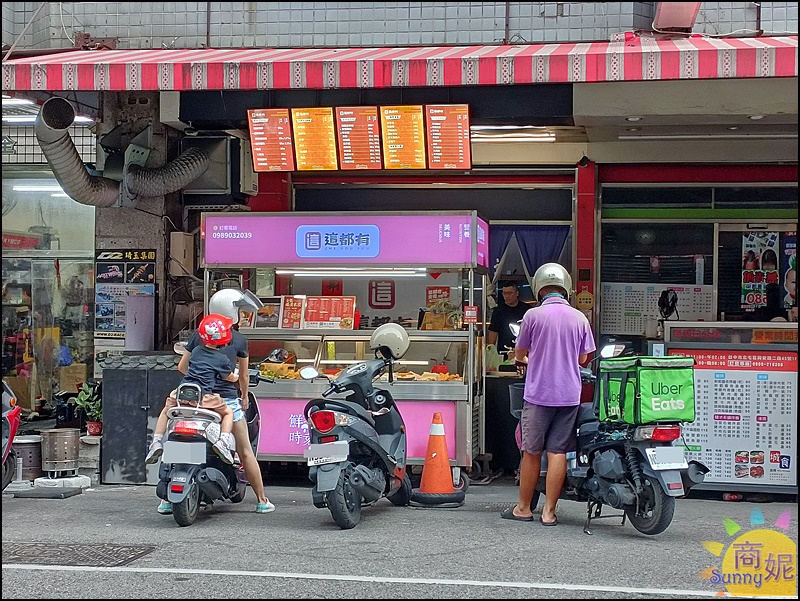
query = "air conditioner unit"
(169, 231, 195, 277)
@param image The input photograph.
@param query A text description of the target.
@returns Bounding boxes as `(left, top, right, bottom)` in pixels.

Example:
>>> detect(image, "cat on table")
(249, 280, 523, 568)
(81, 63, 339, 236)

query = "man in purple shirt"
(500, 263, 595, 526)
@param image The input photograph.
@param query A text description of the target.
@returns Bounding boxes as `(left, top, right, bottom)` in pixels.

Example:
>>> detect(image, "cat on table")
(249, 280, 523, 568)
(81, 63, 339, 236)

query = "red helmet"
(198, 314, 233, 346)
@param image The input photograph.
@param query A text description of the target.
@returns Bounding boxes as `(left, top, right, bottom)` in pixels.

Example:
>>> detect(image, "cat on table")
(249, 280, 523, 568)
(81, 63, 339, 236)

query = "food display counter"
(199, 210, 490, 474)
(664, 321, 798, 494)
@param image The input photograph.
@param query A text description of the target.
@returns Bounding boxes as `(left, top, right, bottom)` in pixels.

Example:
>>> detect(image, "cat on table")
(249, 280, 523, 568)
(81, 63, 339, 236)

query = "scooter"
(514, 343, 708, 536)
(155, 382, 261, 526)
(2, 379, 23, 490)
(298, 323, 413, 529)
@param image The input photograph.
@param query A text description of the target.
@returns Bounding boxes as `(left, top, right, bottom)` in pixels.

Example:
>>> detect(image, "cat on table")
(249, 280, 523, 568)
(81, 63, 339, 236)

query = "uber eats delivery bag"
(597, 356, 695, 424)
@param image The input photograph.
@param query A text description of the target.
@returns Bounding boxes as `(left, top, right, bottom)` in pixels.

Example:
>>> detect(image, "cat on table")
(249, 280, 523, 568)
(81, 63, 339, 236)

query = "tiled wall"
(1, 125, 96, 164)
(3, 2, 796, 50)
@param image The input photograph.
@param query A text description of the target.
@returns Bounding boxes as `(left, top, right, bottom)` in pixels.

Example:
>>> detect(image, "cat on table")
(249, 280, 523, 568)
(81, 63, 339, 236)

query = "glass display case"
(664, 321, 797, 494)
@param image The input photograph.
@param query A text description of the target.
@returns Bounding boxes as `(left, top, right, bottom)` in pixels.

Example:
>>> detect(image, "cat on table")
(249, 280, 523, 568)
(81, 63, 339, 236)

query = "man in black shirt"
(487, 281, 532, 360)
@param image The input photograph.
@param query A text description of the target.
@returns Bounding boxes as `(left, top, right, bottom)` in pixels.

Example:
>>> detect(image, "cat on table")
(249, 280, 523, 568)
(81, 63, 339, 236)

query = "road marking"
(1, 564, 731, 597)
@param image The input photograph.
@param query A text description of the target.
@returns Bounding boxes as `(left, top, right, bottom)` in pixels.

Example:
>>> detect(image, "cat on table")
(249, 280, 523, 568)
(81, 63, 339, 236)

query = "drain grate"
(2, 542, 156, 567)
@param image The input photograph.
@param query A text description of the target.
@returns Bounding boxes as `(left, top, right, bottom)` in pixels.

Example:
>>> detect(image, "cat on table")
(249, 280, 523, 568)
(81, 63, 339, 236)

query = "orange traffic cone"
(409, 412, 465, 507)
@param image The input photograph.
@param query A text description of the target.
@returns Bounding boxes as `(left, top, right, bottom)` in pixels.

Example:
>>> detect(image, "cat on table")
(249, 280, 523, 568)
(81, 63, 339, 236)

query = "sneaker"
(157, 501, 173, 514)
(145, 440, 164, 464)
(255, 501, 275, 514)
(212, 438, 234, 465)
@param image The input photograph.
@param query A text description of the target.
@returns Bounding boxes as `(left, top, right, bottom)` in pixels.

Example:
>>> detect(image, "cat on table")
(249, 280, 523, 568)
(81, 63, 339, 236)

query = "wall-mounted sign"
(291, 107, 338, 171)
(380, 105, 426, 170)
(426, 104, 471, 170)
(335, 106, 383, 170)
(247, 108, 295, 172)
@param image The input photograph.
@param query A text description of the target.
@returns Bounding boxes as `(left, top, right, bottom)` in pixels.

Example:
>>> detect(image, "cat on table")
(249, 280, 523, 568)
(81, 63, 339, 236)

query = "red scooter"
(2, 379, 23, 490)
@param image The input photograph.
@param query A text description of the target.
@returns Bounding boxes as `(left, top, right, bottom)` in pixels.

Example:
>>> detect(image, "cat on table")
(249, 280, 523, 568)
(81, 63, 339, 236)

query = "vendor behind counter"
(487, 281, 533, 360)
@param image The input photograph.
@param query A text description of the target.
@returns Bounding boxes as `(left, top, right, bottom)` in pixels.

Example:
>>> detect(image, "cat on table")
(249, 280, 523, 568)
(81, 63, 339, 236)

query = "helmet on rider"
(198, 314, 234, 346)
(531, 263, 573, 301)
(369, 323, 410, 360)
(208, 288, 263, 325)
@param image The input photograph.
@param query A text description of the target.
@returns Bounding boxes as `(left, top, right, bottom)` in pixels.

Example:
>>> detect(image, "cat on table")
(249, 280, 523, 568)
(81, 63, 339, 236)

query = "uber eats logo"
(650, 382, 685, 411)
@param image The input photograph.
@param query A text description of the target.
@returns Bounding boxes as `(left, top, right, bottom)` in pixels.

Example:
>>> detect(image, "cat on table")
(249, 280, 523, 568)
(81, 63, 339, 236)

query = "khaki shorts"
(165, 390, 228, 412)
(519, 403, 579, 455)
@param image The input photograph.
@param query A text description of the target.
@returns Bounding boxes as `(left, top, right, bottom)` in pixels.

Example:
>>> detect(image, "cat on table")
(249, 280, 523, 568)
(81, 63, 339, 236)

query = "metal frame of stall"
(199, 210, 490, 476)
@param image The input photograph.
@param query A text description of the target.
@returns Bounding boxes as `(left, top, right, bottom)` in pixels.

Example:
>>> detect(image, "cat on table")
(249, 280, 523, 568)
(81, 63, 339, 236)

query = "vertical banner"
(781, 231, 797, 310)
(741, 232, 779, 310)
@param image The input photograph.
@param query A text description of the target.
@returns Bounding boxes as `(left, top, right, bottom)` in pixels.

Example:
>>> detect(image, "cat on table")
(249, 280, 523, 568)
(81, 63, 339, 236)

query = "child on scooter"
(146, 314, 238, 465)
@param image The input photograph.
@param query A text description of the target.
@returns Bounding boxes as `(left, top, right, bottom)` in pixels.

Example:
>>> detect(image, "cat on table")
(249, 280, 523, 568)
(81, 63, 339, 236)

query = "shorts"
(224, 397, 243, 422)
(519, 403, 579, 455)
(166, 390, 229, 414)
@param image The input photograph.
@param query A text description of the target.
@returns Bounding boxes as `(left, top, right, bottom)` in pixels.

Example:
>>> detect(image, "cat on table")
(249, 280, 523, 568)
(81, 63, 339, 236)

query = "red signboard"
(291, 107, 338, 171)
(668, 348, 798, 372)
(2, 231, 42, 249)
(425, 104, 471, 170)
(368, 280, 395, 309)
(247, 108, 296, 172)
(279, 296, 305, 329)
(380, 105, 426, 170)
(304, 295, 356, 329)
(335, 106, 382, 170)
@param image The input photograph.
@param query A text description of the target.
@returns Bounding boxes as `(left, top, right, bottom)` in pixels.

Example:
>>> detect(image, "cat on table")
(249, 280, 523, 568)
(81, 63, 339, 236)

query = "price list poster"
(247, 108, 295, 171)
(426, 104, 472, 169)
(335, 106, 382, 170)
(669, 348, 796, 489)
(291, 107, 338, 171)
(380, 105, 426, 170)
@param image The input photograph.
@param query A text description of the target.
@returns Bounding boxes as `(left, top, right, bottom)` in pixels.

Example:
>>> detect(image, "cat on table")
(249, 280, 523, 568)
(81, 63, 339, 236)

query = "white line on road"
(1, 563, 735, 597)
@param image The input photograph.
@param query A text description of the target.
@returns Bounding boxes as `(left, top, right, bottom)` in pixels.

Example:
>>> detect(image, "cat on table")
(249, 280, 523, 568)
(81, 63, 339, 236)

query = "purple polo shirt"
(515, 296, 596, 407)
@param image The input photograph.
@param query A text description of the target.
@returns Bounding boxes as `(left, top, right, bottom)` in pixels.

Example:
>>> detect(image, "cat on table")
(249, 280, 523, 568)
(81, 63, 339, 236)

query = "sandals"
(500, 505, 534, 522)
(539, 515, 558, 526)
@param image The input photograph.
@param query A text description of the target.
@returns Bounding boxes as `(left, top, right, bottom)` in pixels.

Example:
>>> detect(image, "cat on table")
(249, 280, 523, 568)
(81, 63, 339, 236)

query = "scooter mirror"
(600, 344, 626, 358)
(173, 341, 187, 355)
(247, 368, 261, 386)
(299, 366, 321, 380)
(508, 322, 521, 338)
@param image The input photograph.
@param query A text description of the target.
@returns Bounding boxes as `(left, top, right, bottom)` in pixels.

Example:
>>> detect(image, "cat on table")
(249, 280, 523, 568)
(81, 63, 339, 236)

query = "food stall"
(200, 211, 490, 476)
(664, 321, 798, 495)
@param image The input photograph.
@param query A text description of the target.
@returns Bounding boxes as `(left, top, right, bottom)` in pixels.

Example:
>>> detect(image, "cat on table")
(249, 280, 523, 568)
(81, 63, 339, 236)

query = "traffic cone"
(409, 412, 465, 507)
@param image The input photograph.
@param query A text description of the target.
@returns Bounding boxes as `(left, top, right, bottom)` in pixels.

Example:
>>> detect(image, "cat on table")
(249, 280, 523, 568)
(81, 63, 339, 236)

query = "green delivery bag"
(598, 356, 696, 425)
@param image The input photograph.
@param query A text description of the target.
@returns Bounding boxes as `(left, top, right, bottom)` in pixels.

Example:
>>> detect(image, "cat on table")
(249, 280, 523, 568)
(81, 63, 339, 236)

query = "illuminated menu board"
(426, 104, 472, 170)
(335, 106, 382, 170)
(247, 108, 295, 172)
(380, 105, 426, 170)
(291, 107, 338, 171)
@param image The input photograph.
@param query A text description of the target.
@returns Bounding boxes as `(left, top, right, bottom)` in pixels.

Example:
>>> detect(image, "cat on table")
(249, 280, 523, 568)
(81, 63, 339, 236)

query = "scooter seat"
(575, 403, 597, 426)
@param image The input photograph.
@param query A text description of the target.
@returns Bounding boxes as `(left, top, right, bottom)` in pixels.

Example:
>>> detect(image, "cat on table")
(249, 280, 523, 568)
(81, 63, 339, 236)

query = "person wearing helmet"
(166, 288, 275, 516)
(500, 263, 596, 526)
(146, 314, 238, 468)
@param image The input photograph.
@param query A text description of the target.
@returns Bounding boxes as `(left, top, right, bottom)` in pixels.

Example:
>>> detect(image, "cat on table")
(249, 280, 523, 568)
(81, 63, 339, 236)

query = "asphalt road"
(2, 475, 798, 599)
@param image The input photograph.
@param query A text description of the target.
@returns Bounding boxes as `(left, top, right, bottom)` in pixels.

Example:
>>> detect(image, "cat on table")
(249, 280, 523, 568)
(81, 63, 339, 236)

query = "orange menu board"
(426, 104, 472, 169)
(335, 106, 382, 170)
(380, 105, 426, 170)
(304, 296, 357, 330)
(247, 108, 295, 172)
(291, 107, 338, 171)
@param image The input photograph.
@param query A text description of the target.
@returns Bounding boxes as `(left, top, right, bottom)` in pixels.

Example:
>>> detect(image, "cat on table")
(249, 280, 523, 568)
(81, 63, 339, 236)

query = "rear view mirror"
(600, 344, 626, 358)
(248, 368, 261, 386)
(299, 366, 321, 380)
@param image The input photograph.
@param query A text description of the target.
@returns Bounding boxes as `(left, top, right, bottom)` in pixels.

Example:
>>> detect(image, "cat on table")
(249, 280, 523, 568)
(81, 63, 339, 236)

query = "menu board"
(669, 348, 796, 489)
(426, 104, 471, 170)
(291, 107, 338, 171)
(304, 296, 357, 329)
(335, 106, 382, 170)
(247, 108, 295, 172)
(279, 296, 305, 329)
(380, 105, 426, 170)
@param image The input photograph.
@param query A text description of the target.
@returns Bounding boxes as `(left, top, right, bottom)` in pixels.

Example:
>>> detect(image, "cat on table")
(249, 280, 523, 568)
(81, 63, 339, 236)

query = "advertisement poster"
(94, 284, 155, 338)
(741, 232, 779, 310)
(95, 249, 157, 285)
(250, 297, 281, 329)
(780, 231, 796, 309)
(426, 285, 451, 307)
(303, 295, 356, 329)
(669, 348, 796, 488)
(279, 296, 305, 329)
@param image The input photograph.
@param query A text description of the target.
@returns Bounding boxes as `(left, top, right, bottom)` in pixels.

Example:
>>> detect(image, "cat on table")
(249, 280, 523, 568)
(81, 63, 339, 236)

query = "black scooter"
(155, 383, 262, 526)
(298, 334, 412, 529)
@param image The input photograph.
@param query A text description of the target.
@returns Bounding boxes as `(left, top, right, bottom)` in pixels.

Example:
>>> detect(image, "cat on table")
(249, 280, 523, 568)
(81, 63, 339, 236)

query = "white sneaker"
(212, 433, 235, 465)
(145, 440, 163, 464)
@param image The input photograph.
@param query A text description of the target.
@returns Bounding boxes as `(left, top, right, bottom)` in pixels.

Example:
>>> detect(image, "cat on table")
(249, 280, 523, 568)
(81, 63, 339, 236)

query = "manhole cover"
(2, 542, 156, 567)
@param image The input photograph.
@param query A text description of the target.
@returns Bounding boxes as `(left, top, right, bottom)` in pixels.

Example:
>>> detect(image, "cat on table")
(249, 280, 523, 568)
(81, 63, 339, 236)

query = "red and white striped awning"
(3, 35, 796, 92)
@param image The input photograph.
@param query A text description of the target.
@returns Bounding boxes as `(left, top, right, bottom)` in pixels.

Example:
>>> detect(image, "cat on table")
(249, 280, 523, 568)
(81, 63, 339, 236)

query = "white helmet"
(369, 323, 409, 360)
(532, 263, 573, 300)
(208, 288, 263, 325)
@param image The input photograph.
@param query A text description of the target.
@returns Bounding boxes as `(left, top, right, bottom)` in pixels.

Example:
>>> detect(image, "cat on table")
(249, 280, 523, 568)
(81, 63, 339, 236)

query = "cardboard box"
(58, 363, 89, 392)
(4, 376, 32, 410)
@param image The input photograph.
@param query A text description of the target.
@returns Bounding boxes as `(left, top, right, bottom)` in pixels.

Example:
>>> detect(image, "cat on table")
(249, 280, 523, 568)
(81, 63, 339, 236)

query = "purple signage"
(202, 213, 489, 268)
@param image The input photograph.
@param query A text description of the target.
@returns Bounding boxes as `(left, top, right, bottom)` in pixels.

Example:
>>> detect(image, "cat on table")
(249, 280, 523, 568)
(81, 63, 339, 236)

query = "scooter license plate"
(162, 441, 206, 465)
(645, 447, 689, 471)
(304, 441, 348, 466)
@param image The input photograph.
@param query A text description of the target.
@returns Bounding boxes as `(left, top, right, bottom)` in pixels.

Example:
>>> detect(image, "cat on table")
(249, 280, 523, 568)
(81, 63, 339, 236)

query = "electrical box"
(239, 139, 258, 196)
(169, 232, 195, 277)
